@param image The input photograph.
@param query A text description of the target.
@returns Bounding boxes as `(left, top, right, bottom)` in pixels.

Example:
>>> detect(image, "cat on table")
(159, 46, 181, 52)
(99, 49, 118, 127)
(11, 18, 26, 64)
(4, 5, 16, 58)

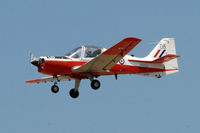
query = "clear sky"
(0, 0, 199, 132)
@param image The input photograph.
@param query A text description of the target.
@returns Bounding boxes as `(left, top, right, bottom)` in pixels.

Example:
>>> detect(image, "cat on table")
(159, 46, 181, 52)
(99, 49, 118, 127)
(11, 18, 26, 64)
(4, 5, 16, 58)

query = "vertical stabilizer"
(138, 38, 179, 78)
(147, 38, 177, 59)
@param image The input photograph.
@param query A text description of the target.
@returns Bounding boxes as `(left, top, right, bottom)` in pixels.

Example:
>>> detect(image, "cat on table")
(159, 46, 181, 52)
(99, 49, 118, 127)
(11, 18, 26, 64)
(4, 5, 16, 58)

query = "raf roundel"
(119, 58, 125, 65)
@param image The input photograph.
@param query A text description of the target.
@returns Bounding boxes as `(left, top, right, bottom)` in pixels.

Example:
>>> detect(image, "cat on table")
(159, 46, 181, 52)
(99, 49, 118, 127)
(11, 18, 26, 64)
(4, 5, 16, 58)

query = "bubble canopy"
(65, 46, 103, 58)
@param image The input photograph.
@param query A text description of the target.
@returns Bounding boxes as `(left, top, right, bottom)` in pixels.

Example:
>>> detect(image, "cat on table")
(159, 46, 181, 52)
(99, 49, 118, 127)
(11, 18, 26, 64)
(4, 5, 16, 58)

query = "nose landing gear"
(51, 83, 59, 93)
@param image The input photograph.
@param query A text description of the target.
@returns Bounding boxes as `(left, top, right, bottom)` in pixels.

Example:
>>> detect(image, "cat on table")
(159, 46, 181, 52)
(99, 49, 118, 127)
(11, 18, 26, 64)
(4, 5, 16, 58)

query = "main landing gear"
(91, 80, 100, 90)
(69, 89, 79, 98)
(50, 75, 101, 99)
(87, 74, 100, 90)
(69, 79, 81, 98)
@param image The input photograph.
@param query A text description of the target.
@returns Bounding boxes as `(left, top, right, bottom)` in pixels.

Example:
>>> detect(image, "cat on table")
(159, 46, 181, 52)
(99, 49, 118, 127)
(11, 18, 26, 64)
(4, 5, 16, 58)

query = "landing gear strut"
(51, 83, 59, 93)
(69, 79, 81, 99)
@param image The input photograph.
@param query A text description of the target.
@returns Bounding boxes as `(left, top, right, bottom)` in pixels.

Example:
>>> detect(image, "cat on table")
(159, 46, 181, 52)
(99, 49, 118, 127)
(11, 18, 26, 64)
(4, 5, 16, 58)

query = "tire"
(69, 89, 79, 98)
(51, 85, 59, 93)
(91, 80, 100, 90)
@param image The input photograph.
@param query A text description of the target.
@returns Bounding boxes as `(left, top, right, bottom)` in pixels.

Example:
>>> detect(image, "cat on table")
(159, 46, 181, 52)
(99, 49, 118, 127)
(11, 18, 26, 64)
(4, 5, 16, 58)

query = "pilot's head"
(86, 49, 91, 54)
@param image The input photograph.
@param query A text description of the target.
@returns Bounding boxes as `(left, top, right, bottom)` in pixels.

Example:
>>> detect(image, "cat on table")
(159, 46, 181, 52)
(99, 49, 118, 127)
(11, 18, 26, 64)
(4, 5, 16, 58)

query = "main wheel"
(91, 80, 100, 90)
(69, 89, 79, 98)
(51, 85, 59, 93)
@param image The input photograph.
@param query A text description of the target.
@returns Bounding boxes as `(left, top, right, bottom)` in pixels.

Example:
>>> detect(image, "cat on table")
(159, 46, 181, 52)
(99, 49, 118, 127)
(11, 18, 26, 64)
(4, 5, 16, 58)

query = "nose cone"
(31, 58, 45, 67)
(31, 59, 40, 67)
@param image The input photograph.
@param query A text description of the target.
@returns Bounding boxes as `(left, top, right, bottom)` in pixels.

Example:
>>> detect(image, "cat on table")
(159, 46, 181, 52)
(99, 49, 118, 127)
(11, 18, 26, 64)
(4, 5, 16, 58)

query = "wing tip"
(25, 78, 40, 83)
(123, 37, 142, 42)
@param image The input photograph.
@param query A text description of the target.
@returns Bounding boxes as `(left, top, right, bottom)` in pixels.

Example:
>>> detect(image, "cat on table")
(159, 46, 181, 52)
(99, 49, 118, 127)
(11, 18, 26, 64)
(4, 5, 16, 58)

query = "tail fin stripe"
(154, 49, 161, 58)
(159, 50, 166, 57)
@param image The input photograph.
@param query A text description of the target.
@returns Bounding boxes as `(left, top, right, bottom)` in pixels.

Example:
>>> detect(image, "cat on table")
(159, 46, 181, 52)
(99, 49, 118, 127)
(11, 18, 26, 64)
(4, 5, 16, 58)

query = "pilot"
(85, 49, 92, 57)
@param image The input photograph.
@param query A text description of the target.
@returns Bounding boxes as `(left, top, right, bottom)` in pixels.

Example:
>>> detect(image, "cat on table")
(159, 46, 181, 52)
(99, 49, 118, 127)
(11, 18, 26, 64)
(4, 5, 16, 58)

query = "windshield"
(65, 46, 103, 59)
(65, 47, 82, 58)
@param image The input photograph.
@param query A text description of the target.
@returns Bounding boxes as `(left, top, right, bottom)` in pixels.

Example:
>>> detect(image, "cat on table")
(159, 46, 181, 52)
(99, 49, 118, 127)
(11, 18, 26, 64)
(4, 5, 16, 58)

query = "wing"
(25, 75, 73, 83)
(73, 37, 142, 72)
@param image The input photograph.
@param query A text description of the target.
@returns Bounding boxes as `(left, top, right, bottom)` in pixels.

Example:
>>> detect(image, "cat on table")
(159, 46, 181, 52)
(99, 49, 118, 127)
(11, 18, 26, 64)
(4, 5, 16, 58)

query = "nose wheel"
(51, 84, 59, 93)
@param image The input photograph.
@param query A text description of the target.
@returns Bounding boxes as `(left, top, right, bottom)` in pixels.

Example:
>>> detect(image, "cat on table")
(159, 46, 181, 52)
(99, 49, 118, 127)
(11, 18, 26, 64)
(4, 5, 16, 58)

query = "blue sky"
(0, 0, 200, 132)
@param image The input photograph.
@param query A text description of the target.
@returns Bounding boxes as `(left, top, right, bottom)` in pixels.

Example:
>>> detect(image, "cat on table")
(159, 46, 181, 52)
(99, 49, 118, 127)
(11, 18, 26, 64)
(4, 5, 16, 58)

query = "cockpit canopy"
(65, 46, 104, 58)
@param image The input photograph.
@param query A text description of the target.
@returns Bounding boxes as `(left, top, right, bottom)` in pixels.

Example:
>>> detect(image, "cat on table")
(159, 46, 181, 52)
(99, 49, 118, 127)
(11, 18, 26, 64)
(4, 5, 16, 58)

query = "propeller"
(29, 53, 45, 67)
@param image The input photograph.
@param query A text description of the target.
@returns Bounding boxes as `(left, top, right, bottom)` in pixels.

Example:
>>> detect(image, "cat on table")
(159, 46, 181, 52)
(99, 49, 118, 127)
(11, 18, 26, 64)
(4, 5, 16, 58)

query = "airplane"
(26, 37, 180, 98)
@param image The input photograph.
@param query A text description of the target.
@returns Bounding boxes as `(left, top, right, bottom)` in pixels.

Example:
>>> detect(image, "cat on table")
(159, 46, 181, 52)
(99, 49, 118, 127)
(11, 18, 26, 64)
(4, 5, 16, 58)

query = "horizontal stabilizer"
(128, 54, 180, 64)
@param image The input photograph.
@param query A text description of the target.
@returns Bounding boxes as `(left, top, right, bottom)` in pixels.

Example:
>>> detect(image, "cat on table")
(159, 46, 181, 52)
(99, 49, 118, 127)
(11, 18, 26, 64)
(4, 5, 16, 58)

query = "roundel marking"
(119, 58, 125, 65)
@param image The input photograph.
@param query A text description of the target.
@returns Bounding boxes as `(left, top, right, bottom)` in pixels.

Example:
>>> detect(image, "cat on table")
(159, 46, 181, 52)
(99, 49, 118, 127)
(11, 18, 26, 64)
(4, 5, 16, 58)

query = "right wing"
(25, 75, 73, 83)
(73, 37, 142, 72)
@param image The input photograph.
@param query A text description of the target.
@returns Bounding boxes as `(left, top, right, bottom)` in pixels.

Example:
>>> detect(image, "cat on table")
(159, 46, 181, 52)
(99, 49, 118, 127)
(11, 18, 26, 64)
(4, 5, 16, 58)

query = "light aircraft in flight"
(26, 37, 180, 98)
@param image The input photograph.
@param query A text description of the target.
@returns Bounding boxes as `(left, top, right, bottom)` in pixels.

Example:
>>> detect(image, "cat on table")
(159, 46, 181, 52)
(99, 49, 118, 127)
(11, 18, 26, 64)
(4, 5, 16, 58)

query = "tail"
(148, 38, 179, 76)
(132, 38, 180, 78)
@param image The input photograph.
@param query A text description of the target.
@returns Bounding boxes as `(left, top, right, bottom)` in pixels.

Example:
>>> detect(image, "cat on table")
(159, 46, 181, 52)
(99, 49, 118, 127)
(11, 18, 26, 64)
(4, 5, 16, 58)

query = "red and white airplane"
(26, 37, 180, 98)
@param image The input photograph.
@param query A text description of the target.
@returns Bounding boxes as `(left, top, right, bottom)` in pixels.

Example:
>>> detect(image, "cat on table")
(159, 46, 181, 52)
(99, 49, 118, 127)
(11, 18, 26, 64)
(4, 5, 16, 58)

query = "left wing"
(73, 37, 141, 72)
(26, 75, 72, 83)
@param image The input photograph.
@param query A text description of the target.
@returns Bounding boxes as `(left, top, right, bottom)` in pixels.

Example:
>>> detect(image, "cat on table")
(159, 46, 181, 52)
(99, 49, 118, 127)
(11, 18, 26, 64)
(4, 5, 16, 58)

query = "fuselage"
(37, 55, 167, 79)
(26, 37, 180, 99)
